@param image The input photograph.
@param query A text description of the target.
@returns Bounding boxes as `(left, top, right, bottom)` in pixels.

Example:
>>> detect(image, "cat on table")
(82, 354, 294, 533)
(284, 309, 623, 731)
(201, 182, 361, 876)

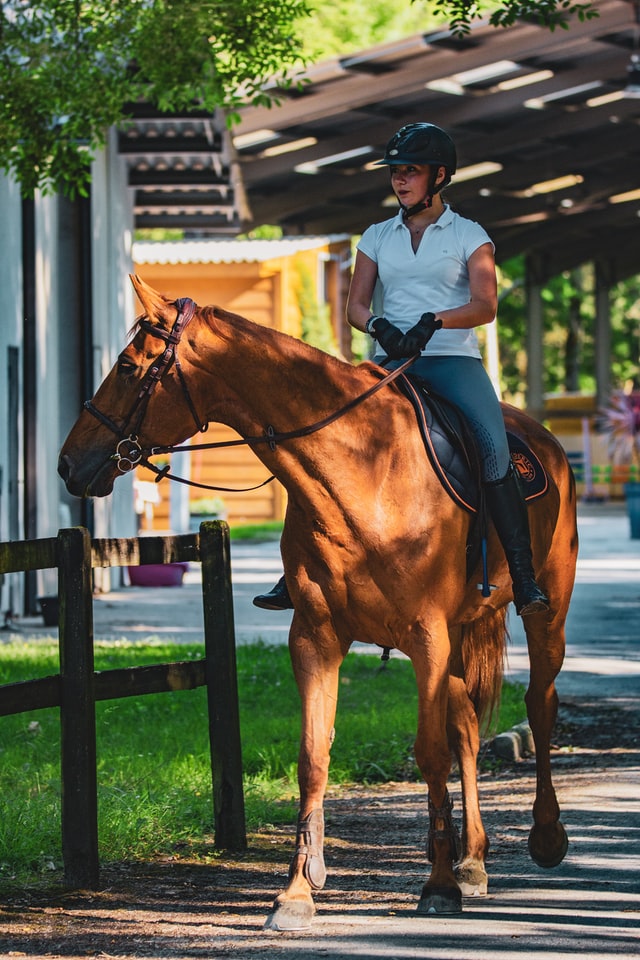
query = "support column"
(594, 259, 614, 410)
(21, 198, 38, 613)
(524, 254, 547, 421)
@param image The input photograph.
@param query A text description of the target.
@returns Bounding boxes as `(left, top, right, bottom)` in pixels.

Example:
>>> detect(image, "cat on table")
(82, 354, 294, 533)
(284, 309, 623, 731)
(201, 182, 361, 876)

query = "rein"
(85, 298, 419, 494)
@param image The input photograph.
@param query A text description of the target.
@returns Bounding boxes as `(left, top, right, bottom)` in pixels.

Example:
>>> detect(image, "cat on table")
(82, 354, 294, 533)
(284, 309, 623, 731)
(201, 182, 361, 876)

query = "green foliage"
(298, 0, 598, 55)
(0, 0, 311, 196)
(496, 257, 640, 403)
(484, 0, 598, 32)
(237, 224, 284, 240)
(0, 1, 601, 197)
(610, 276, 640, 389)
(297, 0, 446, 59)
(424, 0, 597, 37)
(0, 639, 525, 888)
(296, 263, 341, 356)
(228, 520, 284, 541)
(189, 496, 226, 516)
(135, 228, 185, 242)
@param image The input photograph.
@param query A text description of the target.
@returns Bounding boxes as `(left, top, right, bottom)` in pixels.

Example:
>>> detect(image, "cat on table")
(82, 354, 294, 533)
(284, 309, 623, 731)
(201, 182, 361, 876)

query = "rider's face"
(390, 164, 438, 207)
(391, 163, 430, 207)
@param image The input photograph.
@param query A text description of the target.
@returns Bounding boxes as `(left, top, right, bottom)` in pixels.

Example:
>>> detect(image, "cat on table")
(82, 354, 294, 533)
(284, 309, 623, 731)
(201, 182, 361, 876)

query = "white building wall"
(0, 176, 24, 617)
(1, 127, 139, 608)
(33, 194, 62, 596)
(89, 128, 138, 550)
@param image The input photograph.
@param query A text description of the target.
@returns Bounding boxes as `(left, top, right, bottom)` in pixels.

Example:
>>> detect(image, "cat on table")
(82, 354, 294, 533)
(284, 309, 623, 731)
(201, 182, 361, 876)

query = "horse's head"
(59, 275, 207, 498)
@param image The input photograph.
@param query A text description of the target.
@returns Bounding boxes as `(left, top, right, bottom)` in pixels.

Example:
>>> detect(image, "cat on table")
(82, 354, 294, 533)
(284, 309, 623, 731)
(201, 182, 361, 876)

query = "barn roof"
(133, 235, 350, 265)
(120, 0, 640, 281)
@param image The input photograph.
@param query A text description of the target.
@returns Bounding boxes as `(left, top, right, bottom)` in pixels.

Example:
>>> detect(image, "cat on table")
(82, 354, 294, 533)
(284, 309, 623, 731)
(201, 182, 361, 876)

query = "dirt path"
(1, 695, 638, 959)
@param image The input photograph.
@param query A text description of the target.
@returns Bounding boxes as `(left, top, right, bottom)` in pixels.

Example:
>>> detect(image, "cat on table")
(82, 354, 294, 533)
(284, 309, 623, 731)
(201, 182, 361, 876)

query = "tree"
(296, 263, 341, 357)
(0, 0, 598, 198)
(496, 257, 640, 403)
(430, 0, 598, 36)
(0, 0, 311, 196)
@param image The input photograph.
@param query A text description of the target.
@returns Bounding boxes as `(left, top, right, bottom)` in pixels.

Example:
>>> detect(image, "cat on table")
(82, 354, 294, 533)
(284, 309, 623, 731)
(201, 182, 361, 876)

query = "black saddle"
(398, 373, 548, 514)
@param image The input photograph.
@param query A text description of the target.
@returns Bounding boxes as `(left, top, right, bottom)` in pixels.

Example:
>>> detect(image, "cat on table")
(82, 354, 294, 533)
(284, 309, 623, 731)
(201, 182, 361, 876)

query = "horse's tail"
(461, 606, 510, 734)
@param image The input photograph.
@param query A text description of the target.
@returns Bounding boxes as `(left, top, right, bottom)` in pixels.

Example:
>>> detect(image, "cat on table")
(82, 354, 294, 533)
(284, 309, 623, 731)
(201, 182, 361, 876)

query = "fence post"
(199, 521, 247, 851)
(57, 527, 99, 888)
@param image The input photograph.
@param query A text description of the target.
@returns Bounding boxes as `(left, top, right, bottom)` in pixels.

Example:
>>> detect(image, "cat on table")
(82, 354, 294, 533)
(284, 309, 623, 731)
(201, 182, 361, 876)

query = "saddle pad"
(507, 433, 548, 501)
(398, 374, 548, 513)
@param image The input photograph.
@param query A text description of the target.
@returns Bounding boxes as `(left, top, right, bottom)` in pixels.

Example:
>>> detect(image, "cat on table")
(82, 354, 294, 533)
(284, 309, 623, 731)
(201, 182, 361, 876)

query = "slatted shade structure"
(232, 1, 639, 280)
(119, 3, 640, 279)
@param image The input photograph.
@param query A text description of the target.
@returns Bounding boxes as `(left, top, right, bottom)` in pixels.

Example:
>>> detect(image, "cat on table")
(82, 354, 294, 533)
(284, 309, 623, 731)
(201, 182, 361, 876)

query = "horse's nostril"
(57, 454, 72, 483)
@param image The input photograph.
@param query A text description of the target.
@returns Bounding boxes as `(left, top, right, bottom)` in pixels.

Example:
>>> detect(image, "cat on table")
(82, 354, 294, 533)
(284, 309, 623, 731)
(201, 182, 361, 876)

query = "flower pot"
(127, 562, 189, 587)
(624, 481, 640, 539)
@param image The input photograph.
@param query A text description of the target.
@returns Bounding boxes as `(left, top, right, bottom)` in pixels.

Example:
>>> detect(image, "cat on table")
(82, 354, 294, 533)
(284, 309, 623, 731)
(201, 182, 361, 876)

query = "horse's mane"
(200, 302, 371, 386)
(127, 298, 375, 394)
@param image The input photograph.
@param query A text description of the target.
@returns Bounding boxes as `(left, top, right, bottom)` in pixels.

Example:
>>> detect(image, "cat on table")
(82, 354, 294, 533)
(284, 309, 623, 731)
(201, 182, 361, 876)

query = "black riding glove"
(368, 316, 406, 359)
(399, 312, 443, 354)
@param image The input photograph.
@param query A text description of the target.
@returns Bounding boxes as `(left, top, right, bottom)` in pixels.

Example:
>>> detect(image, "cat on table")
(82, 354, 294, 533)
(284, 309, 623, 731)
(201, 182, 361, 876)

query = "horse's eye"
(117, 354, 137, 377)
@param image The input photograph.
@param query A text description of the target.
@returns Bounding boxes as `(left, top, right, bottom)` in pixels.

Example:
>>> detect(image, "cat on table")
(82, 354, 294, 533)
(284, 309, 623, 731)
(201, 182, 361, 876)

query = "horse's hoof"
(528, 821, 569, 868)
(455, 857, 488, 897)
(417, 884, 463, 915)
(264, 898, 316, 931)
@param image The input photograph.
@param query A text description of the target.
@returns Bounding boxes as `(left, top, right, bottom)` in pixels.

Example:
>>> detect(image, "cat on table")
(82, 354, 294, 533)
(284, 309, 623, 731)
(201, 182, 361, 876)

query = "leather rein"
(84, 298, 418, 494)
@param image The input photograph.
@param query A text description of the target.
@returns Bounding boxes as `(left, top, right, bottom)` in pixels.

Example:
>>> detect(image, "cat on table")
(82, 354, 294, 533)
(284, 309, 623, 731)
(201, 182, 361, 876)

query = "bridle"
(85, 297, 209, 471)
(84, 298, 420, 493)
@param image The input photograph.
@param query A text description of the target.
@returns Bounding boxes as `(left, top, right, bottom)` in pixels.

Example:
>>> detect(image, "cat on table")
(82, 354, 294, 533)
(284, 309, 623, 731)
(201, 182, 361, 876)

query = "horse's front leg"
(265, 615, 344, 931)
(411, 622, 463, 915)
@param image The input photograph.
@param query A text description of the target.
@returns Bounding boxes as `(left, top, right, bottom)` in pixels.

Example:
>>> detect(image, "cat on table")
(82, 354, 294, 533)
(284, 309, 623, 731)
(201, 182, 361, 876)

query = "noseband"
(84, 298, 206, 474)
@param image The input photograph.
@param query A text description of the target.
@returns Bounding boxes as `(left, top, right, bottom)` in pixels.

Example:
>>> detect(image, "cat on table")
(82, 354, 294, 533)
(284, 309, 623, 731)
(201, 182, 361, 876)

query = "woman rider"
(254, 122, 548, 618)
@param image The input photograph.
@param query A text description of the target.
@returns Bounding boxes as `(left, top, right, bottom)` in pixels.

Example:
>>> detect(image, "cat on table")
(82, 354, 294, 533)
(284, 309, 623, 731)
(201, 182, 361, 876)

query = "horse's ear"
(129, 274, 177, 326)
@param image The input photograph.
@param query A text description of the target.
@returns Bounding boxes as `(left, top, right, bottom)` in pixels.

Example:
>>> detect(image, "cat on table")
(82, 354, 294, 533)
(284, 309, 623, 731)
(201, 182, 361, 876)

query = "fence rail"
(0, 521, 246, 889)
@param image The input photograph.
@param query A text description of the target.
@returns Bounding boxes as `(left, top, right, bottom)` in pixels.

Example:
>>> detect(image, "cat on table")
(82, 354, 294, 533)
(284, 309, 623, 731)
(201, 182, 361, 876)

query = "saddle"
(398, 373, 548, 515)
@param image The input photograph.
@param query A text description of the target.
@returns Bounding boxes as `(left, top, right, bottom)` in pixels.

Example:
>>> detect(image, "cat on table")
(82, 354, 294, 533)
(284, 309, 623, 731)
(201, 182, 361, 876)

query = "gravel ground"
(0, 695, 638, 960)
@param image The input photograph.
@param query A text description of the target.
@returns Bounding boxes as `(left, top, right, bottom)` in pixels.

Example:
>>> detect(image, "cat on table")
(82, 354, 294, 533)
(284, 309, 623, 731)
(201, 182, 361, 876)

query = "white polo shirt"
(357, 205, 494, 359)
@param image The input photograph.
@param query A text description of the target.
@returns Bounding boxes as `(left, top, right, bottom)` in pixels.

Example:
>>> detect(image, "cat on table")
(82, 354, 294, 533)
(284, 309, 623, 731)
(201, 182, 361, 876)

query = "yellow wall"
(544, 393, 626, 499)
(134, 260, 280, 330)
(133, 240, 351, 527)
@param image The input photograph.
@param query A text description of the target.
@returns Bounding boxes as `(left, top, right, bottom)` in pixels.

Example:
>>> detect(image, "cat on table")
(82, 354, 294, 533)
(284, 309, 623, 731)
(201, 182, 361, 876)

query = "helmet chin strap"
(402, 198, 430, 219)
(400, 166, 439, 220)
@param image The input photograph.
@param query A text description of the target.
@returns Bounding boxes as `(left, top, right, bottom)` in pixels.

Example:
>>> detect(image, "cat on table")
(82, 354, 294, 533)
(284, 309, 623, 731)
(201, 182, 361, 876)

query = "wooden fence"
(0, 521, 246, 889)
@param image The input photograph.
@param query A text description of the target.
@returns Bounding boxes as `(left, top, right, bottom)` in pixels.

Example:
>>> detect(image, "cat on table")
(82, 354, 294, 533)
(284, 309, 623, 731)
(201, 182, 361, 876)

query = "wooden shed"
(132, 236, 352, 530)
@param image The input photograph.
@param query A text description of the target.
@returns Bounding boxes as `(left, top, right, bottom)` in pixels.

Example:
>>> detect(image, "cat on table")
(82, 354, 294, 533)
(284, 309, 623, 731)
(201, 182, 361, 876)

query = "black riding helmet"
(376, 122, 457, 214)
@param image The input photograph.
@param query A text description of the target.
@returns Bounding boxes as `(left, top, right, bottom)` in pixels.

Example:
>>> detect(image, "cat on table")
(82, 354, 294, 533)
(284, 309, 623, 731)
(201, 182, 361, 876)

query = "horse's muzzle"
(57, 452, 115, 498)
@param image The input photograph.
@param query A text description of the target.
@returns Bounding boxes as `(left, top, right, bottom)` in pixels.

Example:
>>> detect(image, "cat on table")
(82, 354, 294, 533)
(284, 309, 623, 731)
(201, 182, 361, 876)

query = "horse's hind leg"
(264, 617, 343, 931)
(411, 621, 463, 915)
(523, 609, 569, 867)
(447, 672, 489, 896)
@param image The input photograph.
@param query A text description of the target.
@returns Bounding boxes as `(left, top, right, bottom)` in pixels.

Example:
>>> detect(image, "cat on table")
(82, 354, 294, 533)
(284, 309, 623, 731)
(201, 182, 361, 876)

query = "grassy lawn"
(0, 639, 526, 889)
(229, 520, 283, 541)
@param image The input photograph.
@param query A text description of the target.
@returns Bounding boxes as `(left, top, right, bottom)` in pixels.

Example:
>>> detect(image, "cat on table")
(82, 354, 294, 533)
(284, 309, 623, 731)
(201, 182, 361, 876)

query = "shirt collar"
(392, 203, 453, 230)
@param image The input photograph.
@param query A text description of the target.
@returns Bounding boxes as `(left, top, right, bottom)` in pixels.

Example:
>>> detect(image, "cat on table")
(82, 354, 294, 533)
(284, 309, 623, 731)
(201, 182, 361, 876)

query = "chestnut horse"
(59, 276, 577, 929)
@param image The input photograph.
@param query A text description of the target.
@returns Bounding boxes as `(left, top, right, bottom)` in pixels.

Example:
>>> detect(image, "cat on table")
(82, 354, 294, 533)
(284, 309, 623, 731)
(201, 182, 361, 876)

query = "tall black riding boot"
(253, 575, 294, 611)
(484, 465, 549, 617)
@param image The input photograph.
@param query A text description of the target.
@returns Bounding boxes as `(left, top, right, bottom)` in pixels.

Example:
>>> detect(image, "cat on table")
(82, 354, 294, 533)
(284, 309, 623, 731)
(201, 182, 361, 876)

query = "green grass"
(228, 520, 283, 541)
(0, 639, 525, 889)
